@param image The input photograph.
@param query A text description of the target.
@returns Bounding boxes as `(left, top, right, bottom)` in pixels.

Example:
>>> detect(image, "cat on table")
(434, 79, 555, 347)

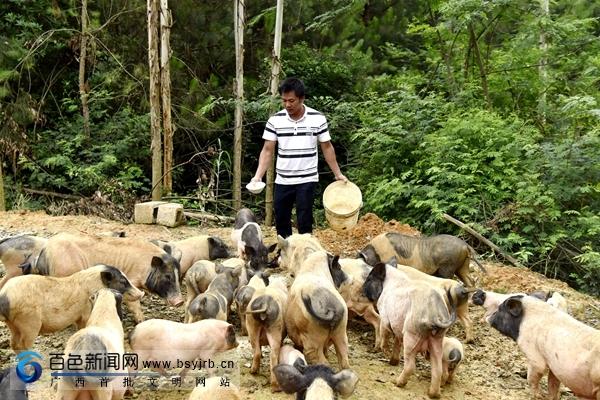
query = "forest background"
(0, 0, 598, 294)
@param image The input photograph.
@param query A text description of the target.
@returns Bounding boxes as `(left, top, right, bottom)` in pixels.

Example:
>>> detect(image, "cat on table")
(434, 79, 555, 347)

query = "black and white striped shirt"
(262, 105, 331, 185)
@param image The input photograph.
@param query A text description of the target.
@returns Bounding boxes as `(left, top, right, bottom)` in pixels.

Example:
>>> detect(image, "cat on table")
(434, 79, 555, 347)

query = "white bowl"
(246, 181, 266, 194)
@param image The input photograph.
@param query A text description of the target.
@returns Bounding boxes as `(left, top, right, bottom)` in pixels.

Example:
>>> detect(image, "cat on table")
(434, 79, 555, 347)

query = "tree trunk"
(148, 0, 162, 200)
(0, 160, 5, 212)
(469, 23, 491, 109)
(79, 0, 90, 137)
(160, 0, 174, 194)
(265, 0, 284, 226)
(232, 0, 245, 210)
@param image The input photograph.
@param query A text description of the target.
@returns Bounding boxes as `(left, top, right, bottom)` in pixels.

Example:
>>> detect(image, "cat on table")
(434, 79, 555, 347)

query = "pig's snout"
(167, 295, 184, 307)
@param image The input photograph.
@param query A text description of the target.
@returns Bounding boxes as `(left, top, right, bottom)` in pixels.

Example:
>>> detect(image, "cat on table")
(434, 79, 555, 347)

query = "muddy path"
(1, 210, 598, 399)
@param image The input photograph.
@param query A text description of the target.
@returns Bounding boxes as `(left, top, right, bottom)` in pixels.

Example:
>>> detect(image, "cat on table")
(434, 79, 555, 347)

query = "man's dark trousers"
(274, 182, 316, 238)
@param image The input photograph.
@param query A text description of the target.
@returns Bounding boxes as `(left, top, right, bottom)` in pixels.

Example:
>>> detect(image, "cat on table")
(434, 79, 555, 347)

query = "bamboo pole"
(79, 0, 90, 137)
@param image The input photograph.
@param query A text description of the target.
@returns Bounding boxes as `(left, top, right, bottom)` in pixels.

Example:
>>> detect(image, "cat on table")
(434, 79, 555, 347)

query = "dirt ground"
(1, 210, 599, 400)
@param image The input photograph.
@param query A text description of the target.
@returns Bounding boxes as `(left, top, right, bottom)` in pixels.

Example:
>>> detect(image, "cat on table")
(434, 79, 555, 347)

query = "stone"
(134, 201, 167, 224)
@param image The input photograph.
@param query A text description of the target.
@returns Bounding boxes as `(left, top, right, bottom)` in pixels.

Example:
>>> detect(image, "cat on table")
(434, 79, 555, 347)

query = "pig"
(222, 257, 252, 289)
(529, 290, 569, 313)
(363, 262, 456, 398)
(441, 336, 463, 385)
(150, 239, 184, 264)
(129, 318, 238, 378)
(188, 376, 242, 400)
(0, 234, 47, 289)
(187, 266, 242, 322)
(33, 232, 183, 322)
(279, 344, 307, 368)
(390, 258, 474, 343)
(0, 367, 28, 400)
(488, 295, 600, 400)
(0, 264, 143, 351)
(335, 258, 381, 349)
(233, 272, 268, 336)
(55, 288, 127, 400)
(183, 260, 225, 322)
(273, 363, 359, 400)
(170, 235, 231, 276)
(285, 250, 350, 369)
(358, 232, 484, 287)
(246, 275, 289, 391)
(276, 234, 325, 277)
(231, 208, 277, 272)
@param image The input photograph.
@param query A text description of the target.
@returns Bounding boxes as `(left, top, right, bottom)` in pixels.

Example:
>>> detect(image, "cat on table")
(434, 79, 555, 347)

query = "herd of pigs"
(0, 207, 598, 400)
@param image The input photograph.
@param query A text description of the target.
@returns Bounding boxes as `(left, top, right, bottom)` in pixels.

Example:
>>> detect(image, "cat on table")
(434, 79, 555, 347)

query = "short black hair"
(279, 77, 305, 98)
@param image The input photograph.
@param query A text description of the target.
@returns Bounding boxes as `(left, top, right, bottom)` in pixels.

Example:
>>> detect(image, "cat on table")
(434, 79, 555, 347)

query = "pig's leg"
(267, 330, 283, 392)
(363, 305, 381, 350)
(390, 334, 403, 366)
(427, 337, 444, 399)
(379, 322, 391, 354)
(331, 330, 350, 370)
(92, 389, 113, 400)
(457, 303, 474, 343)
(526, 362, 545, 399)
(396, 334, 419, 388)
(248, 323, 262, 374)
(546, 370, 561, 400)
(239, 310, 247, 336)
(441, 361, 450, 385)
(124, 299, 145, 323)
(456, 259, 474, 288)
(303, 336, 327, 366)
(11, 316, 40, 352)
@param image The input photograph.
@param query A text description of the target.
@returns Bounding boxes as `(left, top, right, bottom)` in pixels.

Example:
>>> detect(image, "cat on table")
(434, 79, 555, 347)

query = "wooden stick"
(442, 213, 522, 268)
(23, 188, 82, 200)
(183, 211, 234, 223)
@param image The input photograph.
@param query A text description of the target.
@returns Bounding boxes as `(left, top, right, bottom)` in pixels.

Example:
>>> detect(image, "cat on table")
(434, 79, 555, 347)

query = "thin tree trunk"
(469, 23, 491, 109)
(160, 0, 174, 194)
(79, 0, 90, 137)
(148, 0, 162, 200)
(265, 0, 284, 226)
(428, 6, 456, 96)
(232, 0, 245, 210)
(0, 160, 5, 212)
(539, 0, 549, 126)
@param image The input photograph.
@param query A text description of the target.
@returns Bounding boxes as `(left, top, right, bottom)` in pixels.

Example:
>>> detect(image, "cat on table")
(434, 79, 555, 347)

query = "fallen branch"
(184, 211, 234, 224)
(23, 188, 82, 201)
(442, 213, 522, 268)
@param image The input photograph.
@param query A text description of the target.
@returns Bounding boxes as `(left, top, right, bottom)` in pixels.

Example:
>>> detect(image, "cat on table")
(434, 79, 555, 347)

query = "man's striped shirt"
(262, 105, 331, 185)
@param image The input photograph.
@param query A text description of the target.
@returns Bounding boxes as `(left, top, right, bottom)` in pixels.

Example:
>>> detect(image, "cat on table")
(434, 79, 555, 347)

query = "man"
(251, 77, 347, 238)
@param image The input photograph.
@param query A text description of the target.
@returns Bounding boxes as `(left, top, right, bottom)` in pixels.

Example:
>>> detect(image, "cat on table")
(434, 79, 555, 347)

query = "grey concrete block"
(156, 203, 185, 227)
(134, 201, 168, 224)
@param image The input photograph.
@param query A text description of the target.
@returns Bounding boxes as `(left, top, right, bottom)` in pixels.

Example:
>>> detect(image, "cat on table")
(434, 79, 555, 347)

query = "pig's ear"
(387, 256, 398, 267)
(277, 235, 288, 249)
(273, 364, 309, 394)
(267, 243, 277, 253)
(231, 265, 243, 278)
(332, 369, 359, 398)
(244, 245, 255, 257)
(327, 253, 341, 270)
(215, 263, 225, 274)
(506, 297, 523, 317)
(363, 263, 386, 302)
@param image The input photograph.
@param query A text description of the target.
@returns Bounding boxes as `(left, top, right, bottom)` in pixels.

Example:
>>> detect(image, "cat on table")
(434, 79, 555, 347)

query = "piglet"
(441, 336, 463, 385)
(129, 318, 238, 378)
(231, 208, 276, 272)
(278, 344, 307, 368)
(274, 363, 358, 400)
(187, 266, 242, 322)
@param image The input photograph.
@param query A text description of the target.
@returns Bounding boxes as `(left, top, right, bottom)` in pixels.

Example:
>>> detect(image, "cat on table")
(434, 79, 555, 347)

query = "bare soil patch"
(0, 210, 598, 400)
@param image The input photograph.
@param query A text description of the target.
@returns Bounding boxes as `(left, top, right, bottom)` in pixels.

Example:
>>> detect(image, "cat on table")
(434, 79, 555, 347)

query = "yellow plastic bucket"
(322, 181, 362, 232)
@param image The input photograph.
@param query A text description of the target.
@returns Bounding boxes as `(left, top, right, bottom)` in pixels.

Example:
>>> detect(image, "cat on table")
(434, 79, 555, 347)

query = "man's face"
(281, 91, 304, 119)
